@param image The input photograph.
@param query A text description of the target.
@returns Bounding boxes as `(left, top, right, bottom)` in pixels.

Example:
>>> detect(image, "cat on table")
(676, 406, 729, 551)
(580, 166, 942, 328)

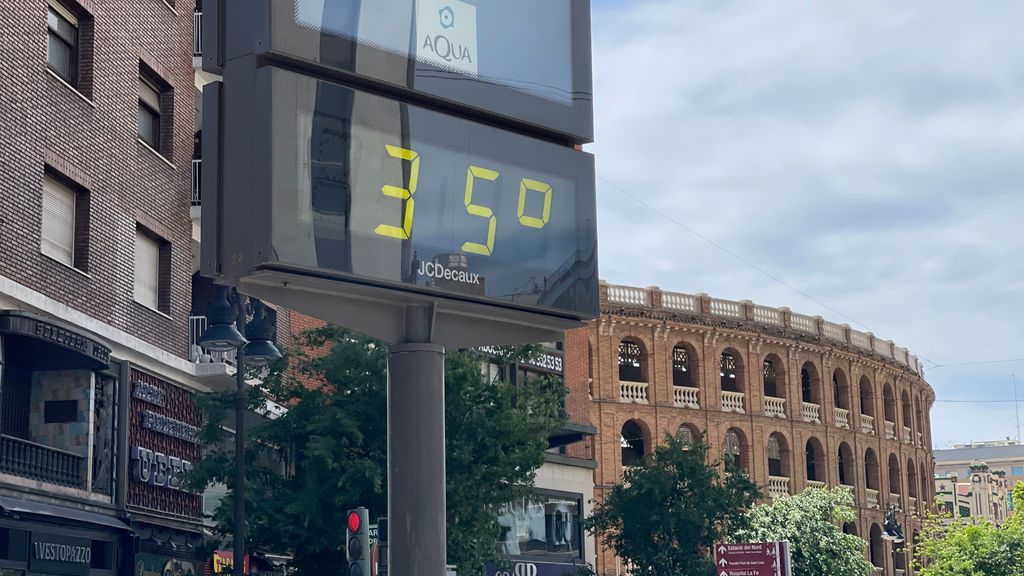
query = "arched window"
(672, 345, 692, 388)
(902, 390, 913, 433)
(724, 428, 748, 472)
(806, 438, 825, 483)
(908, 458, 919, 508)
(763, 357, 783, 398)
(865, 449, 880, 491)
(767, 434, 788, 477)
(618, 339, 645, 382)
(859, 376, 875, 417)
(720, 351, 743, 392)
(833, 369, 848, 410)
(800, 362, 820, 404)
(620, 420, 647, 467)
(883, 383, 897, 423)
(843, 522, 858, 536)
(838, 442, 855, 486)
(869, 524, 884, 568)
(677, 424, 699, 448)
(888, 453, 902, 497)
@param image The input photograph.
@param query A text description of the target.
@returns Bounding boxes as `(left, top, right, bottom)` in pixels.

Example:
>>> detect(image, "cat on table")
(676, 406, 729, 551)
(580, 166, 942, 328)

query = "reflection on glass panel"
(496, 493, 581, 560)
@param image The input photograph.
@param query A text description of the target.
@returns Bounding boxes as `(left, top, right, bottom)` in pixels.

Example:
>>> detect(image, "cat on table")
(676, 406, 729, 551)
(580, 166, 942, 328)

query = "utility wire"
(597, 175, 1019, 372)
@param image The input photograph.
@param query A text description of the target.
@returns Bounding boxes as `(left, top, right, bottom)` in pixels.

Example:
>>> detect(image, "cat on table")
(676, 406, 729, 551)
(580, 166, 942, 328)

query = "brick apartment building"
(0, 1, 237, 574)
(567, 282, 936, 576)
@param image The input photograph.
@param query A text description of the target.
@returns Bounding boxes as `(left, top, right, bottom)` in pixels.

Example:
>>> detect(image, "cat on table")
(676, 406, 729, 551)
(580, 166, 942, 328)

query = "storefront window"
(496, 492, 582, 560)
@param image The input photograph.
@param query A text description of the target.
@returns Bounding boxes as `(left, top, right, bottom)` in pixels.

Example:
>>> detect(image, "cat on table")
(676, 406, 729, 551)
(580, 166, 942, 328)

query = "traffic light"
(346, 507, 370, 576)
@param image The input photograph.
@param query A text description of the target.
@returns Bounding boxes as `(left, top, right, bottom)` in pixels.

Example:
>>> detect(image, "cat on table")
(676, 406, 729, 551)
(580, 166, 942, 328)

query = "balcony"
(910, 496, 918, 514)
(903, 426, 912, 444)
(0, 435, 84, 489)
(721, 391, 745, 414)
(889, 493, 902, 509)
(189, 315, 237, 366)
(872, 568, 883, 576)
(834, 407, 850, 430)
(192, 158, 201, 207)
(801, 402, 821, 423)
(193, 9, 202, 59)
(619, 381, 649, 404)
(807, 480, 826, 490)
(918, 431, 924, 446)
(866, 488, 881, 509)
(672, 386, 700, 409)
(885, 421, 897, 440)
(895, 570, 905, 576)
(861, 414, 875, 434)
(768, 476, 790, 498)
(764, 396, 786, 418)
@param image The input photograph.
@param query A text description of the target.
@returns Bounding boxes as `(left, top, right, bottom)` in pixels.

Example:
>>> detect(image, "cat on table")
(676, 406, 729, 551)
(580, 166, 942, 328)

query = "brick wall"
(0, 0, 195, 358)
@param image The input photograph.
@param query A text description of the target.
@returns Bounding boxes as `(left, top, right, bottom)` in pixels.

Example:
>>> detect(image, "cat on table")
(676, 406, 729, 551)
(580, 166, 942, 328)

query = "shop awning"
(0, 495, 130, 531)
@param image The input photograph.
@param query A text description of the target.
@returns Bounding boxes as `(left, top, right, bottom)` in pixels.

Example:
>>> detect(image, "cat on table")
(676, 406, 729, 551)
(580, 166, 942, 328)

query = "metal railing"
(672, 386, 700, 409)
(189, 315, 237, 365)
(721, 391, 745, 414)
(0, 435, 84, 488)
(193, 10, 202, 57)
(619, 381, 649, 404)
(192, 159, 201, 206)
(764, 396, 786, 418)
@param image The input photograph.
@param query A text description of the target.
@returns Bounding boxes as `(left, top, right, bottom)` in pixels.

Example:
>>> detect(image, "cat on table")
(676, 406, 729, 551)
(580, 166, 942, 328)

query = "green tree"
(190, 326, 566, 575)
(583, 433, 760, 576)
(914, 506, 1024, 576)
(732, 487, 873, 576)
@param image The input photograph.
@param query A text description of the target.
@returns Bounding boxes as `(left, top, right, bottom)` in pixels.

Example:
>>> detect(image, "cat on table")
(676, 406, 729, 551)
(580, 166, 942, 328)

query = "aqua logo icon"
(439, 6, 455, 29)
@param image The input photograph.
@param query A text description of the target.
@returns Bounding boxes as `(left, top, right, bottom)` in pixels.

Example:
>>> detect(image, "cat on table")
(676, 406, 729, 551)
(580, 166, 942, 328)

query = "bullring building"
(570, 283, 935, 576)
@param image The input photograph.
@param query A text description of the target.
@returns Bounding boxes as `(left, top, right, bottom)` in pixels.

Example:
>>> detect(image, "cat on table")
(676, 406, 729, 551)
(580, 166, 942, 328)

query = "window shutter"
(41, 175, 75, 266)
(134, 229, 160, 309)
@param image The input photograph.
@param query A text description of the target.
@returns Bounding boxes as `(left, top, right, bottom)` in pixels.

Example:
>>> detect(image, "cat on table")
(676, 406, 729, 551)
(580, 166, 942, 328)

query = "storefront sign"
(29, 533, 92, 576)
(141, 410, 199, 443)
(212, 552, 250, 575)
(135, 553, 199, 576)
(487, 560, 580, 576)
(133, 380, 166, 407)
(0, 311, 111, 368)
(131, 446, 194, 491)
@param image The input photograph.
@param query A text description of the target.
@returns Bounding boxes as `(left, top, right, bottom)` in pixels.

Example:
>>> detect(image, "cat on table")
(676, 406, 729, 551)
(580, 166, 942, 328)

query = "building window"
(1012, 466, 1024, 476)
(672, 345, 691, 387)
(41, 172, 89, 270)
(47, 2, 78, 84)
(763, 359, 777, 397)
(618, 339, 644, 382)
(134, 226, 169, 313)
(138, 74, 161, 149)
(720, 352, 740, 392)
(496, 492, 583, 560)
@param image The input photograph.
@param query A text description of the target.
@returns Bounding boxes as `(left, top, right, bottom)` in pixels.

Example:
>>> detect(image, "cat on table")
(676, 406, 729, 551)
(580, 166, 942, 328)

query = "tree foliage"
(190, 326, 566, 575)
(914, 501, 1024, 576)
(733, 487, 873, 576)
(583, 433, 760, 576)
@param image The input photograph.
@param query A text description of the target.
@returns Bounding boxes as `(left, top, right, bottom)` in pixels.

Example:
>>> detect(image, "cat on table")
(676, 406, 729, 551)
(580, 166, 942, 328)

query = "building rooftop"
(935, 444, 1024, 463)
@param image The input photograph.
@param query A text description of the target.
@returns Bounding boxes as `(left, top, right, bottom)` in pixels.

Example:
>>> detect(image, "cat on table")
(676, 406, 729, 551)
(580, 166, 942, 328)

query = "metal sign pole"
(388, 305, 447, 576)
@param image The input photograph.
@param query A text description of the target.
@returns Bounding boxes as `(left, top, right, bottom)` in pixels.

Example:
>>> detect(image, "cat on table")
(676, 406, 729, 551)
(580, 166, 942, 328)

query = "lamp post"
(198, 287, 281, 576)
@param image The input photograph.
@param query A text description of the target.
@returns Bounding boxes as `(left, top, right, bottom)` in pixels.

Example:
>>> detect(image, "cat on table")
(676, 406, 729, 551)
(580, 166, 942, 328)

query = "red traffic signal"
(348, 510, 362, 533)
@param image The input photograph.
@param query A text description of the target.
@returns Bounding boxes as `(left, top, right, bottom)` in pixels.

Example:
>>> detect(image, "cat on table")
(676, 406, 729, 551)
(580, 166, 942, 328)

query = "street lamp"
(197, 287, 281, 576)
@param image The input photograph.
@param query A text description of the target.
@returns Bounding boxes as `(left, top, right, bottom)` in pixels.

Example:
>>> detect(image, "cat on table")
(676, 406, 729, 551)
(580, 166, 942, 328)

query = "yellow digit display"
(517, 178, 553, 229)
(461, 165, 500, 256)
(373, 145, 420, 240)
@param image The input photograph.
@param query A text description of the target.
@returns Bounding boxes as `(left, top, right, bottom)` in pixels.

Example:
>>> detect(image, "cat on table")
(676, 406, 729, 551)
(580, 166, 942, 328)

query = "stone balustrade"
(807, 480, 826, 490)
(910, 496, 918, 513)
(801, 402, 821, 423)
(835, 408, 850, 430)
(620, 381, 649, 404)
(768, 476, 791, 499)
(721, 391, 746, 414)
(885, 421, 897, 440)
(602, 283, 924, 376)
(764, 396, 786, 418)
(861, 414, 875, 435)
(903, 426, 912, 444)
(918, 432, 924, 446)
(866, 488, 881, 509)
(673, 386, 700, 409)
(889, 493, 902, 509)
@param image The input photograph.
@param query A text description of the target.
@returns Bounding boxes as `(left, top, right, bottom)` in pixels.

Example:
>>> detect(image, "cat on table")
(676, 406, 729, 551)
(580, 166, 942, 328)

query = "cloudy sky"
(588, 0, 1024, 448)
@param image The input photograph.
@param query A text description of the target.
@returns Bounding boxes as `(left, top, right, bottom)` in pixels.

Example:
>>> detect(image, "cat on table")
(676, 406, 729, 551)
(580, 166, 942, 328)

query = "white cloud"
(591, 0, 1024, 447)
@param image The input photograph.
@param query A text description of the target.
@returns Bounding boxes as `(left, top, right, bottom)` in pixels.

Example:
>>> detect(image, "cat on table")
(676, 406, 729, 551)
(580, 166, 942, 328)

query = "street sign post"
(714, 542, 791, 576)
